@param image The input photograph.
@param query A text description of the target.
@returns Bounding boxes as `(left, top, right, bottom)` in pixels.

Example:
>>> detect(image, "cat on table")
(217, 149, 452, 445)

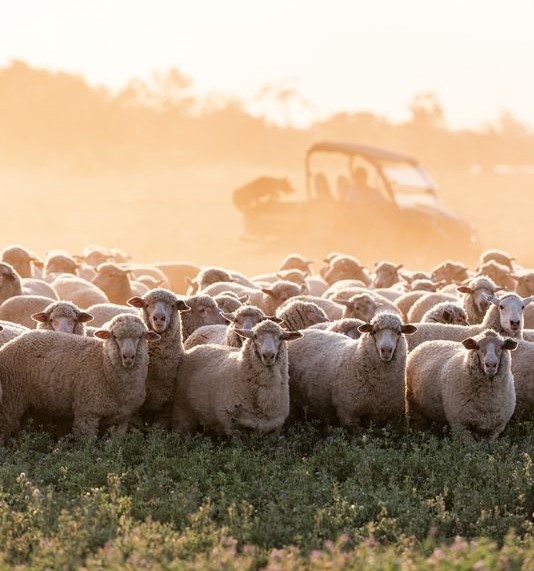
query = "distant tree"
(408, 92, 445, 129)
(253, 79, 312, 127)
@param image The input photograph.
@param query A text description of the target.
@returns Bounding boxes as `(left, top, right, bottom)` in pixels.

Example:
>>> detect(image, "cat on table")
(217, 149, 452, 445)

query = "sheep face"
(224, 308, 265, 331)
(187, 298, 226, 326)
(514, 272, 534, 296)
(359, 316, 417, 362)
(485, 293, 534, 335)
(0, 263, 16, 286)
(305, 306, 329, 326)
(339, 294, 378, 322)
(441, 307, 469, 326)
(128, 294, 189, 334)
(462, 333, 517, 377)
(236, 321, 302, 366)
(32, 304, 93, 334)
(92, 263, 130, 291)
(373, 262, 402, 289)
(431, 262, 469, 284)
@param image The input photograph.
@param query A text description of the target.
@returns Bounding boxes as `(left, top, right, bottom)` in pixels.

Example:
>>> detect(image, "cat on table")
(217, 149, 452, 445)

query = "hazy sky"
(1, 0, 533, 128)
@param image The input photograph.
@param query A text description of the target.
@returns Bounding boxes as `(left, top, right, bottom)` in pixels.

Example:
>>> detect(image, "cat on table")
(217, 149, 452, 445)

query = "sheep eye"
(499, 305, 504, 310)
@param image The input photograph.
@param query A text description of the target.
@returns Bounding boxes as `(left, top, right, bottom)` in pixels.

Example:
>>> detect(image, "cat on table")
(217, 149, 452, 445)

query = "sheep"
(322, 255, 372, 286)
(277, 295, 344, 321)
(309, 318, 365, 340)
(372, 261, 403, 289)
(323, 279, 367, 299)
(172, 319, 301, 436)
(31, 301, 93, 335)
(431, 261, 470, 285)
(187, 266, 256, 294)
(127, 289, 190, 426)
(20, 278, 58, 300)
(85, 303, 137, 327)
(153, 262, 201, 295)
(0, 321, 28, 348)
(405, 330, 517, 440)
(0, 314, 159, 442)
(279, 254, 314, 273)
(1, 245, 42, 278)
(80, 245, 112, 267)
(0, 263, 26, 304)
(421, 302, 468, 325)
(0, 295, 54, 329)
(287, 312, 416, 428)
(457, 276, 500, 324)
(127, 265, 171, 289)
(109, 247, 131, 264)
(52, 275, 109, 308)
(275, 299, 329, 331)
(506, 340, 534, 418)
(479, 249, 515, 271)
(180, 294, 227, 340)
(408, 279, 439, 292)
(184, 305, 268, 349)
(476, 261, 516, 291)
(406, 293, 534, 350)
(91, 263, 134, 305)
(43, 252, 79, 281)
(407, 292, 458, 323)
(512, 270, 534, 297)
(213, 293, 245, 314)
(334, 292, 401, 322)
(305, 275, 328, 297)
(394, 291, 431, 321)
(135, 275, 165, 290)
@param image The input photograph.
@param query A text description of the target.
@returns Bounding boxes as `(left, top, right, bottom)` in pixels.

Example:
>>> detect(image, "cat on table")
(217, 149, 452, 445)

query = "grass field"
(0, 422, 532, 569)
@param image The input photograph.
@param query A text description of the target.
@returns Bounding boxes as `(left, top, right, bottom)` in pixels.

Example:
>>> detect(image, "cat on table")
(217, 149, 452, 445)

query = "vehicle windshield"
(381, 162, 438, 208)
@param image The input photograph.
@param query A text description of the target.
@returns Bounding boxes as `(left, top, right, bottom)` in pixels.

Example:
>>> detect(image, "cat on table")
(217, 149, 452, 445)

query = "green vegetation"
(0, 423, 532, 569)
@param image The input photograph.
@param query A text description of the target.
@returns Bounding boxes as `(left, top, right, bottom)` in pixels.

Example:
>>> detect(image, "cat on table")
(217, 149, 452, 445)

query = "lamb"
(372, 261, 403, 289)
(407, 292, 458, 322)
(91, 263, 134, 305)
(180, 294, 226, 340)
(421, 302, 469, 325)
(405, 330, 517, 440)
(430, 261, 470, 285)
(287, 312, 416, 428)
(479, 249, 515, 271)
(127, 289, 190, 426)
(184, 305, 268, 349)
(52, 275, 109, 308)
(31, 301, 94, 335)
(457, 276, 500, 324)
(85, 303, 137, 327)
(406, 293, 534, 350)
(1, 245, 42, 278)
(0, 296, 54, 329)
(275, 299, 329, 331)
(476, 261, 516, 291)
(0, 314, 159, 442)
(172, 319, 301, 436)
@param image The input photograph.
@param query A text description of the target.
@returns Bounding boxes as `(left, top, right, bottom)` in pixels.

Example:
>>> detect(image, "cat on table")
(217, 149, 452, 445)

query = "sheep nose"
(510, 320, 520, 329)
(485, 361, 498, 374)
(380, 346, 393, 361)
(261, 351, 276, 365)
(122, 353, 135, 367)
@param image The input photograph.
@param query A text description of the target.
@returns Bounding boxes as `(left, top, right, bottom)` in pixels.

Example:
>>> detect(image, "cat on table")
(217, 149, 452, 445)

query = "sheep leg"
(108, 417, 130, 438)
(73, 414, 100, 439)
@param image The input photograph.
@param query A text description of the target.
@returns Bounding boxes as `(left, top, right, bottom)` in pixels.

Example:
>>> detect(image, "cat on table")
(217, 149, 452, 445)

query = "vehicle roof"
(306, 141, 418, 165)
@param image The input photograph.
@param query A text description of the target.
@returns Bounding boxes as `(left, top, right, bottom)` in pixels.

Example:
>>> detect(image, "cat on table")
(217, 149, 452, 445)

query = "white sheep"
(128, 289, 190, 426)
(52, 275, 109, 308)
(421, 302, 468, 325)
(277, 294, 344, 321)
(372, 261, 404, 289)
(309, 318, 364, 340)
(275, 299, 329, 331)
(91, 263, 134, 305)
(406, 329, 517, 440)
(31, 301, 93, 335)
(430, 261, 470, 285)
(85, 303, 137, 328)
(457, 276, 500, 324)
(172, 319, 301, 436)
(0, 295, 56, 329)
(288, 312, 416, 429)
(180, 294, 227, 340)
(0, 314, 159, 441)
(0, 321, 28, 348)
(407, 292, 458, 322)
(1, 245, 42, 278)
(406, 293, 534, 351)
(476, 261, 516, 291)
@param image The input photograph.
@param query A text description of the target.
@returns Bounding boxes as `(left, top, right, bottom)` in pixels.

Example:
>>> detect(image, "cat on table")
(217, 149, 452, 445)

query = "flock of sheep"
(0, 244, 532, 443)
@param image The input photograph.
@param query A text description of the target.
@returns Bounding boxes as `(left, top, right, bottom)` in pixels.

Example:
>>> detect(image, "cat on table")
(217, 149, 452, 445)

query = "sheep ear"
(503, 339, 518, 351)
(31, 312, 49, 323)
(299, 284, 306, 293)
(185, 276, 195, 286)
(238, 295, 249, 304)
(176, 300, 190, 311)
(335, 299, 353, 309)
(234, 328, 254, 339)
(145, 331, 161, 341)
(457, 286, 473, 294)
(95, 330, 111, 340)
(282, 331, 303, 341)
(358, 323, 373, 333)
(127, 296, 145, 308)
(373, 261, 379, 267)
(222, 312, 235, 323)
(77, 312, 94, 323)
(396, 264, 403, 270)
(267, 316, 284, 324)
(522, 296, 534, 306)
(462, 338, 479, 350)
(482, 293, 499, 306)
(401, 324, 417, 334)
(261, 288, 276, 298)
